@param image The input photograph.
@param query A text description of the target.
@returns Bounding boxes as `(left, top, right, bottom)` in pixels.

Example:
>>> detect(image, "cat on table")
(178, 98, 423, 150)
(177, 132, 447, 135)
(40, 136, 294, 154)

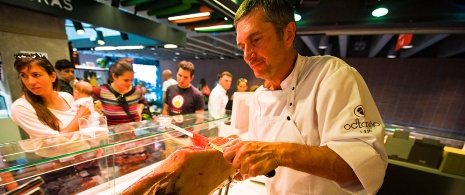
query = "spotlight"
(372, 7, 388, 17)
(318, 36, 328, 49)
(121, 32, 129, 40)
(73, 21, 85, 35)
(95, 30, 105, 45)
(371, 0, 389, 17)
(111, 0, 120, 7)
(294, 12, 301, 22)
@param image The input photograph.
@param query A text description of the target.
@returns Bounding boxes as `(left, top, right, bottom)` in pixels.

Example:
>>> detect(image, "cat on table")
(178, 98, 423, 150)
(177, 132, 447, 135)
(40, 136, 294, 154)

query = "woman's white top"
(11, 92, 76, 139)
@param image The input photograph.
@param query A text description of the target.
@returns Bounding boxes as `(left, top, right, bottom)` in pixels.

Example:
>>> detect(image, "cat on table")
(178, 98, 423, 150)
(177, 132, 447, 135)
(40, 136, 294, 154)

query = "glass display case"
(0, 111, 231, 195)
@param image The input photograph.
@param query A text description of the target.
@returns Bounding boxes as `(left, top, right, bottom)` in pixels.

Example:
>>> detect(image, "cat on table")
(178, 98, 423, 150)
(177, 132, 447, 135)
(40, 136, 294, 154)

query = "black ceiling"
(74, 0, 465, 60)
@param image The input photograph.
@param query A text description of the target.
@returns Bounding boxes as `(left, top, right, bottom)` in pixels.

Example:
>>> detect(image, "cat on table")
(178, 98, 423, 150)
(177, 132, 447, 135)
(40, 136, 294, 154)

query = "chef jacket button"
(287, 116, 291, 120)
(290, 102, 293, 106)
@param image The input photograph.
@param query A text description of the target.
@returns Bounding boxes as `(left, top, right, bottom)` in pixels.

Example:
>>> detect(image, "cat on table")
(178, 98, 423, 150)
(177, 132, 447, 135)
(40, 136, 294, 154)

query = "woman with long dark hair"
(11, 53, 90, 138)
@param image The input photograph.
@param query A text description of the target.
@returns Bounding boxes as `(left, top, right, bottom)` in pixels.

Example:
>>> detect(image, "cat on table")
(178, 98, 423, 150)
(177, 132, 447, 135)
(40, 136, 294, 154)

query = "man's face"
(57, 68, 75, 83)
(236, 9, 289, 81)
(219, 75, 232, 90)
(177, 68, 193, 88)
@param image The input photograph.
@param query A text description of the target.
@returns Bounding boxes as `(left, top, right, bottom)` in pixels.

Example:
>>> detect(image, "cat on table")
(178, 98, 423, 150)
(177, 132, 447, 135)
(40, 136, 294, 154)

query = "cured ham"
(122, 138, 235, 195)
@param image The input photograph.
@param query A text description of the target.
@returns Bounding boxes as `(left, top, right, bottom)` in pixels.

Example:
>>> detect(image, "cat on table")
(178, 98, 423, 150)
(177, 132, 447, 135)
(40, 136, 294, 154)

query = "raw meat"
(121, 144, 234, 194)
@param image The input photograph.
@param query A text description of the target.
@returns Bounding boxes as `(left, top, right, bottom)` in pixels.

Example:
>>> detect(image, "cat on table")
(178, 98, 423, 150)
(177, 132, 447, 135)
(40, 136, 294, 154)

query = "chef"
(223, 0, 388, 194)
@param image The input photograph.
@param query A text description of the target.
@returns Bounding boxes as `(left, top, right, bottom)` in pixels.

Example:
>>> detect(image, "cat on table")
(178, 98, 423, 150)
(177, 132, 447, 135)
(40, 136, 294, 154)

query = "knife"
(166, 123, 276, 178)
(165, 123, 223, 152)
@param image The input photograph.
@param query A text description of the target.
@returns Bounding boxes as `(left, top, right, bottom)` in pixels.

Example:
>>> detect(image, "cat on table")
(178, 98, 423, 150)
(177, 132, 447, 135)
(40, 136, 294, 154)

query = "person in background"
(230, 78, 248, 101)
(197, 78, 210, 107)
(249, 85, 259, 92)
(162, 69, 178, 104)
(222, 0, 387, 194)
(162, 61, 204, 116)
(11, 53, 90, 138)
(208, 71, 233, 119)
(94, 60, 147, 126)
(54, 59, 75, 95)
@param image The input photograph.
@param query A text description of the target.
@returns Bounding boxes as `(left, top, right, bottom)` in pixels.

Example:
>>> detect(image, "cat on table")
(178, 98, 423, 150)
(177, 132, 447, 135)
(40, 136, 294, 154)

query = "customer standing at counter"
(94, 60, 147, 126)
(11, 53, 90, 138)
(223, 0, 388, 194)
(162, 60, 204, 116)
(208, 71, 233, 119)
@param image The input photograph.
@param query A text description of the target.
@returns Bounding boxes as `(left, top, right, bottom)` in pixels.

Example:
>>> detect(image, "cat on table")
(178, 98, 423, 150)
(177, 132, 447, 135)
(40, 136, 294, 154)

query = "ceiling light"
(95, 30, 105, 45)
(213, 0, 235, 16)
(164, 44, 178, 48)
(220, 55, 224, 60)
(120, 32, 129, 40)
(94, 46, 144, 50)
(195, 55, 199, 59)
(175, 52, 180, 55)
(168, 12, 210, 21)
(294, 12, 302, 22)
(372, 7, 388, 17)
(194, 24, 234, 31)
(319, 36, 328, 49)
(387, 54, 396, 58)
(402, 45, 413, 49)
(73, 21, 85, 35)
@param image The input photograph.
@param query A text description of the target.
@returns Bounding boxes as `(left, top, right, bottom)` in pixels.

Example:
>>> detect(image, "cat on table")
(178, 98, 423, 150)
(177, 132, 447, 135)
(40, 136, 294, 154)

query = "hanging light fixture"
(319, 36, 328, 49)
(120, 32, 129, 40)
(95, 30, 105, 45)
(72, 21, 85, 35)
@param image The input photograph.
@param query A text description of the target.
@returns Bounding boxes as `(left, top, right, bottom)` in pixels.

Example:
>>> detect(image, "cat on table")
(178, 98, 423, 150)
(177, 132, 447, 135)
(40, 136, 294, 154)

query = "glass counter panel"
(0, 111, 230, 194)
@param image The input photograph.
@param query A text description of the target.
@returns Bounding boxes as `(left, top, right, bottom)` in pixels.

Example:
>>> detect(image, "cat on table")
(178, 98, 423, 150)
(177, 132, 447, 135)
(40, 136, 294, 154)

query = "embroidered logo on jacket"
(343, 105, 381, 133)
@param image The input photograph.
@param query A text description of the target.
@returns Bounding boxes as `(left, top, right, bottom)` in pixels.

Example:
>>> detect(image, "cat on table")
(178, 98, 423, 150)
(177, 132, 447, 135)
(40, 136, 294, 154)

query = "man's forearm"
(275, 143, 359, 184)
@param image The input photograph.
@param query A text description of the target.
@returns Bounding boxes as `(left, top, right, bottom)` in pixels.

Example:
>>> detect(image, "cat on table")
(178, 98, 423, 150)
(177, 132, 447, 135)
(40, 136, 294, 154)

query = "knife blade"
(166, 123, 223, 152)
(166, 123, 276, 178)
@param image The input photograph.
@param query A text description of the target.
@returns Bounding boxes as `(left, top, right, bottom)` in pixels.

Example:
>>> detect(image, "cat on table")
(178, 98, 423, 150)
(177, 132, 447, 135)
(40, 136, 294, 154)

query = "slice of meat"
(122, 145, 234, 195)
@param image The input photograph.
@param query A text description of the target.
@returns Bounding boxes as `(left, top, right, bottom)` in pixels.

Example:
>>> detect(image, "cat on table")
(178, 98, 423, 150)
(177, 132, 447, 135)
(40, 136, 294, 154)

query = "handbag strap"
(106, 84, 137, 121)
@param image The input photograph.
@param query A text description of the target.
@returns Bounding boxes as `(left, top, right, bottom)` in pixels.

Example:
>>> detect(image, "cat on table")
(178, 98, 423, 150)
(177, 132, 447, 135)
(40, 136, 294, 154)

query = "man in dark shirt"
(54, 59, 75, 95)
(162, 61, 204, 116)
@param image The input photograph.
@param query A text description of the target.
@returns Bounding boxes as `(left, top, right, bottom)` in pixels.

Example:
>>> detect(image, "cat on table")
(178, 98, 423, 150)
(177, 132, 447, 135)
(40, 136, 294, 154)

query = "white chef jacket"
(208, 83, 229, 119)
(249, 55, 388, 195)
(11, 92, 76, 138)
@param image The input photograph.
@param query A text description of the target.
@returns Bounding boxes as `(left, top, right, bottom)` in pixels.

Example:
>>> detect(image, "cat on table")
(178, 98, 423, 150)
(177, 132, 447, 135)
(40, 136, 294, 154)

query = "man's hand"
(223, 140, 279, 179)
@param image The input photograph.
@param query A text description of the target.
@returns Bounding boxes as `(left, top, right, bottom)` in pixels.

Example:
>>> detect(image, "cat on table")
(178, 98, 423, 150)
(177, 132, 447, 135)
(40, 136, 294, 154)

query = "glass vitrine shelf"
(0, 111, 230, 194)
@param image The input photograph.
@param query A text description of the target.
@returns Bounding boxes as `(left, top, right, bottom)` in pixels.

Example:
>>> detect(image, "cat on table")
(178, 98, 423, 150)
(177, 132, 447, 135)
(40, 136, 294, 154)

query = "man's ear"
(284, 22, 297, 47)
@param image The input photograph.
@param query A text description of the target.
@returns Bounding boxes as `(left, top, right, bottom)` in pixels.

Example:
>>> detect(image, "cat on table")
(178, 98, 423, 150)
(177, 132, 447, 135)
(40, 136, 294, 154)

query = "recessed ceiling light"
(372, 7, 389, 17)
(402, 45, 413, 49)
(294, 13, 301, 22)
